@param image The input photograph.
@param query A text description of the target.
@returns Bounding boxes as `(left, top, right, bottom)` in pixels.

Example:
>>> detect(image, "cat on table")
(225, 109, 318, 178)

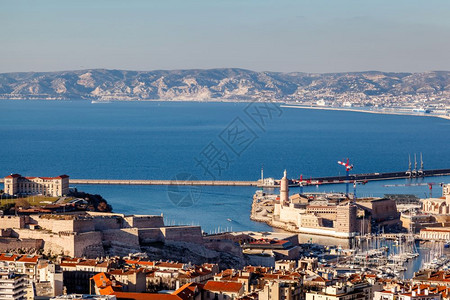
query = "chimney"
(424, 289, 429, 295)
(391, 286, 397, 294)
(412, 291, 417, 297)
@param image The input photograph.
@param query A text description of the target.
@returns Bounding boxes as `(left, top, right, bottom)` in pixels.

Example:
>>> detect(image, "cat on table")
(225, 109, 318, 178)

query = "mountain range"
(0, 68, 449, 101)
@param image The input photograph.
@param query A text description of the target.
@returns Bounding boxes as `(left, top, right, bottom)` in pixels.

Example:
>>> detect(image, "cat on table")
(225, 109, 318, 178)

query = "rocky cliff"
(0, 68, 449, 101)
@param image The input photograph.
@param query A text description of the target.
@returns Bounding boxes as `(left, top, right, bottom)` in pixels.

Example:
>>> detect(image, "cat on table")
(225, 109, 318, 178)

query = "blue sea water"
(1, 100, 450, 233)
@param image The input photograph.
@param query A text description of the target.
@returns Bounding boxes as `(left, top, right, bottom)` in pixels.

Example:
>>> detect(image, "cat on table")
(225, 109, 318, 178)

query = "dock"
(300, 168, 450, 185)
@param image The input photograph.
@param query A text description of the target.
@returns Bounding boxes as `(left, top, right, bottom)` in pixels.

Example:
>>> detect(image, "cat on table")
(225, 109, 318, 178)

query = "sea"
(1, 100, 450, 232)
(2, 99, 450, 278)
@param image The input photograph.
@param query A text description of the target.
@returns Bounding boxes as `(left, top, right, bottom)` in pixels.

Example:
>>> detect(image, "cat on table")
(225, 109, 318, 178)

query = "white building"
(374, 287, 441, 300)
(306, 282, 372, 300)
(0, 272, 27, 300)
(4, 174, 69, 197)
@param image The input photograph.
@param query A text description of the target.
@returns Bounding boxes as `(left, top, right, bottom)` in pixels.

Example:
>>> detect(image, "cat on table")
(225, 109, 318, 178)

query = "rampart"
(0, 237, 43, 252)
(123, 215, 164, 228)
(0, 212, 202, 257)
(30, 215, 95, 233)
(160, 226, 203, 244)
(138, 228, 164, 244)
(102, 228, 140, 249)
(0, 216, 27, 229)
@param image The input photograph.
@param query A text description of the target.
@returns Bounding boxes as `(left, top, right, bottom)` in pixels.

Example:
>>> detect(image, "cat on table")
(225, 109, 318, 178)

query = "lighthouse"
(280, 170, 289, 204)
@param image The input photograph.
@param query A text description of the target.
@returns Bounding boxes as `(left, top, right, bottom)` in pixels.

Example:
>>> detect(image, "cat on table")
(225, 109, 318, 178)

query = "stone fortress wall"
(0, 212, 202, 257)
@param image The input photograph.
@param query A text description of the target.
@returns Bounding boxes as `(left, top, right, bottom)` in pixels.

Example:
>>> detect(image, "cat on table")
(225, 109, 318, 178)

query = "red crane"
(338, 158, 353, 198)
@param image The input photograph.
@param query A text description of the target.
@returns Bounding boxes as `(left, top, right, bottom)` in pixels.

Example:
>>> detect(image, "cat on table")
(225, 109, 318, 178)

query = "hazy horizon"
(1, 67, 449, 75)
(2, 0, 450, 73)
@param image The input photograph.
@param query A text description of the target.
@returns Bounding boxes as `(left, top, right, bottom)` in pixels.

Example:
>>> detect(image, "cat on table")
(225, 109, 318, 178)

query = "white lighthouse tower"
(280, 169, 289, 204)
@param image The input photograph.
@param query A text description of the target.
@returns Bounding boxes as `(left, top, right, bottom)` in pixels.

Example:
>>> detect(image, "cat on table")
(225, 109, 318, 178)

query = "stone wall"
(123, 215, 164, 229)
(203, 239, 242, 256)
(0, 216, 26, 229)
(102, 228, 140, 248)
(13, 228, 103, 257)
(14, 229, 75, 256)
(73, 219, 96, 233)
(0, 237, 43, 252)
(0, 213, 205, 257)
(279, 205, 301, 226)
(92, 216, 123, 231)
(138, 228, 164, 244)
(160, 226, 203, 244)
(335, 204, 357, 233)
(73, 231, 104, 257)
(30, 217, 95, 233)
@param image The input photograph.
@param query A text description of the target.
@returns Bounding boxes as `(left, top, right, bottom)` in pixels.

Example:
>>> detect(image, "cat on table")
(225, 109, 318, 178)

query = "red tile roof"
(204, 281, 243, 293)
(156, 262, 184, 269)
(17, 255, 39, 263)
(110, 292, 181, 300)
(5, 174, 21, 178)
(172, 282, 199, 300)
(92, 272, 113, 289)
(77, 259, 98, 266)
(0, 253, 19, 262)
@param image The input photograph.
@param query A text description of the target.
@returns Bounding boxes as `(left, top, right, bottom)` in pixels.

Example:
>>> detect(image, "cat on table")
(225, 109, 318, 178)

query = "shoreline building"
(422, 184, 450, 214)
(4, 174, 69, 197)
(272, 171, 359, 238)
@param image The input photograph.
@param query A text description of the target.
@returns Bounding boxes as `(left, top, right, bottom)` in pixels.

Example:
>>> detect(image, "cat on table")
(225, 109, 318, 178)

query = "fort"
(0, 212, 203, 257)
(251, 171, 401, 238)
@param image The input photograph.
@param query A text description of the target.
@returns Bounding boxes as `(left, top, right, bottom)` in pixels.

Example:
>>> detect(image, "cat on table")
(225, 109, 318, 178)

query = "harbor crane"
(418, 153, 424, 176)
(406, 153, 424, 177)
(406, 154, 412, 177)
(337, 158, 353, 198)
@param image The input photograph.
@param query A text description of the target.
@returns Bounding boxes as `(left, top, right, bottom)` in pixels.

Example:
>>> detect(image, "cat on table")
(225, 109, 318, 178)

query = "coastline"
(2, 98, 449, 121)
(281, 105, 450, 121)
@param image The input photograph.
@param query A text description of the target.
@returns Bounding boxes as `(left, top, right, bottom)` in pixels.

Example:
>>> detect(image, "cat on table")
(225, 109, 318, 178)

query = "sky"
(1, 0, 450, 73)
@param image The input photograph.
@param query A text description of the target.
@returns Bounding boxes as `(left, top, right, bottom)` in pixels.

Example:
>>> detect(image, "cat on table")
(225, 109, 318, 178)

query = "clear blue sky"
(1, 0, 449, 73)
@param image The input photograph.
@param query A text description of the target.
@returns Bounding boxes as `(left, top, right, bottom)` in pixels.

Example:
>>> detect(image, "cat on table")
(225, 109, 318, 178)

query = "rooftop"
(204, 281, 243, 293)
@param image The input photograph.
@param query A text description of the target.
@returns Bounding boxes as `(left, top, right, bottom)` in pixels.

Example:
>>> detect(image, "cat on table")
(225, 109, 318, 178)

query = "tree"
(15, 199, 31, 209)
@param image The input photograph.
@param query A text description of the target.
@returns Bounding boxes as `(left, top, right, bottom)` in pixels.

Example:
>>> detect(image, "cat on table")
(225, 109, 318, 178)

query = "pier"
(1, 168, 449, 187)
(68, 179, 259, 186)
(299, 168, 450, 186)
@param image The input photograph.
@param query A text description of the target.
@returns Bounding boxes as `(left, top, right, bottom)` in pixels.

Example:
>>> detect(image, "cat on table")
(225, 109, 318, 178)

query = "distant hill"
(0, 68, 449, 102)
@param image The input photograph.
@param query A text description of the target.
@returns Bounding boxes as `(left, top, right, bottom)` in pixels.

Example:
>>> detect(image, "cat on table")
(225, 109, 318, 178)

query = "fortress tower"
(444, 184, 450, 204)
(280, 170, 289, 204)
(335, 203, 358, 235)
